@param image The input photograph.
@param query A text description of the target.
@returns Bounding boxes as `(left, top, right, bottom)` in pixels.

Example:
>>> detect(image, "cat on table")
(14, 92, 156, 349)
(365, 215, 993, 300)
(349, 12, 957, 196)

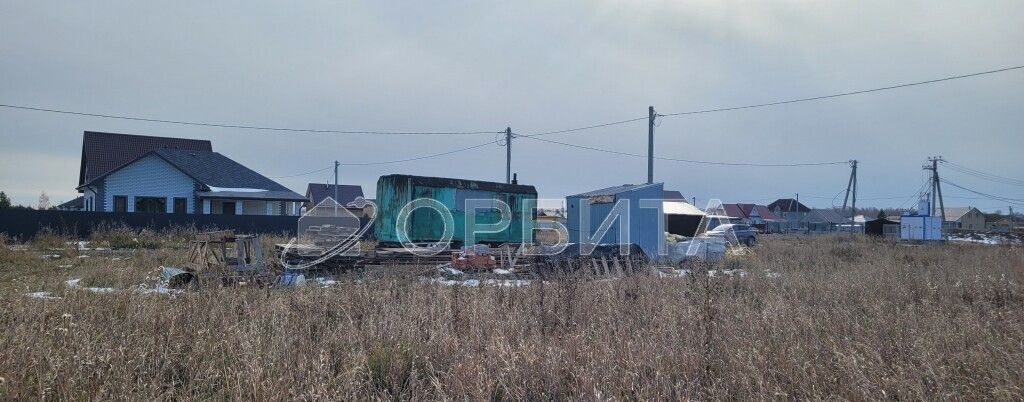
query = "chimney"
(511, 173, 518, 185)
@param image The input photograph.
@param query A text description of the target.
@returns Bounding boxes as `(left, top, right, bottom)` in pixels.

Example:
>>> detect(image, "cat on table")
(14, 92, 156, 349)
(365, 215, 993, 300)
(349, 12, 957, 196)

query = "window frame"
(113, 196, 127, 213)
(134, 196, 167, 214)
(173, 198, 188, 214)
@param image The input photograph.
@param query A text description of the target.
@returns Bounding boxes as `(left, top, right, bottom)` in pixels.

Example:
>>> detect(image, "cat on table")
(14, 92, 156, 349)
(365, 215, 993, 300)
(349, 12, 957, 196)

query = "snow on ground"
(65, 278, 115, 294)
(25, 291, 60, 300)
(947, 230, 1023, 245)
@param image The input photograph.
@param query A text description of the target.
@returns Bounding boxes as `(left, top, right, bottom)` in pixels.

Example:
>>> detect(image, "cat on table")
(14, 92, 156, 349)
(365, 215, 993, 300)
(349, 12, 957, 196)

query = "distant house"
(986, 217, 1014, 232)
(721, 203, 783, 233)
(56, 196, 85, 211)
(768, 198, 811, 231)
(304, 182, 365, 211)
(534, 208, 567, 245)
(936, 207, 986, 230)
(75, 132, 306, 215)
(805, 208, 846, 233)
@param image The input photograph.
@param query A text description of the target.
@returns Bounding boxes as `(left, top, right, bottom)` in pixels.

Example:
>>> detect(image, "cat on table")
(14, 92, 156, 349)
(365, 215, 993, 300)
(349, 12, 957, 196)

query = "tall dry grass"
(0, 235, 1022, 399)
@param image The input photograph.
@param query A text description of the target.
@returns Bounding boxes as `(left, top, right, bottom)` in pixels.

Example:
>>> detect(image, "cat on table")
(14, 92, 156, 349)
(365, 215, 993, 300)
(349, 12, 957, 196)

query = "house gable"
(101, 154, 198, 212)
(79, 131, 211, 187)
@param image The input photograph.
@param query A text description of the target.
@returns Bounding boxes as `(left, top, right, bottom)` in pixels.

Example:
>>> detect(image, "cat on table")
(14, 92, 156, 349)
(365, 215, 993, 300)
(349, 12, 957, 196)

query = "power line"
(267, 165, 333, 179)
(939, 179, 1024, 205)
(512, 64, 1024, 138)
(337, 140, 498, 166)
(520, 135, 848, 166)
(941, 160, 1024, 187)
(517, 117, 648, 138)
(4, 65, 1022, 141)
(0, 104, 502, 136)
(659, 65, 1024, 117)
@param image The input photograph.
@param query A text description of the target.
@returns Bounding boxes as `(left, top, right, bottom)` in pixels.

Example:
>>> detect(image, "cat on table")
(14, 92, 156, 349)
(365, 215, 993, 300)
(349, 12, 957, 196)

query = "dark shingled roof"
(768, 198, 811, 213)
(663, 190, 685, 200)
(57, 196, 84, 210)
(80, 148, 306, 201)
(79, 131, 212, 186)
(305, 183, 364, 206)
(151, 149, 294, 191)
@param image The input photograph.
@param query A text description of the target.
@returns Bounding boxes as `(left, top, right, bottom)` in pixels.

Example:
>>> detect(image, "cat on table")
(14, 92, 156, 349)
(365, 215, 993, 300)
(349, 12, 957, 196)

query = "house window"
(173, 198, 188, 214)
(135, 197, 167, 213)
(113, 196, 127, 212)
(222, 201, 236, 215)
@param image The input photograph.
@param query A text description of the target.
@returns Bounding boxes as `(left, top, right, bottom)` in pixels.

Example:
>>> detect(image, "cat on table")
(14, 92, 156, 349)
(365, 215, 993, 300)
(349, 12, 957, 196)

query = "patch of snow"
(438, 265, 464, 276)
(58, 265, 72, 268)
(135, 284, 182, 295)
(25, 291, 60, 300)
(207, 186, 268, 193)
(76, 255, 89, 259)
(482, 279, 531, 287)
(492, 268, 513, 275)
(315, 277, 338, 286)
(426, 277, 531, 287)
(65, 278, 115, 294)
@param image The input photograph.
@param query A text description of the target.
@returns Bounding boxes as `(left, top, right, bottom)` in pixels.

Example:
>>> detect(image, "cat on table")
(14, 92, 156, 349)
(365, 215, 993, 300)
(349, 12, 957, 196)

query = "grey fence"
(0, 210, 300, 240)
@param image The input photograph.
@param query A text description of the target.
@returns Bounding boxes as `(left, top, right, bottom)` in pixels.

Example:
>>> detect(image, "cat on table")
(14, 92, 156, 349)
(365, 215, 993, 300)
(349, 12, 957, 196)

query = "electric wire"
(514, 64, 1024, 138)
(659, 65, 1024, 117)
(519, 135, 848, 166)
(267, 165, 333, 179)
(0, 104, 502, 136)
(336, 140, 499, 166)
(939, 179, 1024, 205)
(941, 160, 1024, 187)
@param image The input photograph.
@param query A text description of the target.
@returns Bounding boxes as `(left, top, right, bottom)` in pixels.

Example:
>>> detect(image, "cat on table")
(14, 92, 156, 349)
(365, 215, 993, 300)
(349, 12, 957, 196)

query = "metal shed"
(374, 174, 537, 245)
(566, 183, 664, 260)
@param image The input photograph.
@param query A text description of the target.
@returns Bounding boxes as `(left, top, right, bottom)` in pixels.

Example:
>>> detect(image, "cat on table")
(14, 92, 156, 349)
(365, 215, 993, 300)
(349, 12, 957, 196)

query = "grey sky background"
(2, 1, 1022, 211)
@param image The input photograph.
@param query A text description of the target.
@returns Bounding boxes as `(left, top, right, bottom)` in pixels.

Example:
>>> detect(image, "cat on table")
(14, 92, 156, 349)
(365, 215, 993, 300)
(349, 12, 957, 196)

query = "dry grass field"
(1, 232, 1022, 400)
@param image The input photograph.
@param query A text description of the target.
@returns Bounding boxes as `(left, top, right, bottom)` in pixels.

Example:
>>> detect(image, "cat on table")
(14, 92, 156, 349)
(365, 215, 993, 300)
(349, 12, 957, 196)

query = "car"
(706, 223, 757, 247)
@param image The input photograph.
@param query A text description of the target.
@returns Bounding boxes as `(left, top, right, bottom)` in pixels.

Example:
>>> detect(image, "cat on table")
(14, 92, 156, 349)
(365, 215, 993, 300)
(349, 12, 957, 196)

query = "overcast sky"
(2, 1, 1022, 212)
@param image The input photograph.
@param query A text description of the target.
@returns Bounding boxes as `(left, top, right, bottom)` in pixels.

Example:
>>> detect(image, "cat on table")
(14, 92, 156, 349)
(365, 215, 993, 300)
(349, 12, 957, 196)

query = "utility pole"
(924, 156, 946, 226)
(790, 192, 798, 230)
(647, 106, 655, 184)
(505, 127, 512, 184)
(333, 160, 339, 216)
(841, 160, 858, 229)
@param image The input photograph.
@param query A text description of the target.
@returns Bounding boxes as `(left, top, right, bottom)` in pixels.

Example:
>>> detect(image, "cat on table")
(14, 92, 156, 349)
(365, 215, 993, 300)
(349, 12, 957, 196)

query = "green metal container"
(374, 174, 537, 245)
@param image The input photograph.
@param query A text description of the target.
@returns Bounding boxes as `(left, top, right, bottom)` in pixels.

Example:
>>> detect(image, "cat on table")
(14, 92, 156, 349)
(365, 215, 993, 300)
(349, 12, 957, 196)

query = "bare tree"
(38, 191, 50, 210)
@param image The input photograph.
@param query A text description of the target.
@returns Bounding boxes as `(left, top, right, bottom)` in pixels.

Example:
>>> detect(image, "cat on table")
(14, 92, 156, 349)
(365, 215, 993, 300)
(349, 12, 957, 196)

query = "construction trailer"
(566, 183, 665, 260)
(374, 174, 537, 246)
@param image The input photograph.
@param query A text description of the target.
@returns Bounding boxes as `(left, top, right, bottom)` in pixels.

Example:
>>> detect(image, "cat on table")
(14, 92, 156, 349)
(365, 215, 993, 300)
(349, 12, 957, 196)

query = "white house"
(75, 131, 306, 215)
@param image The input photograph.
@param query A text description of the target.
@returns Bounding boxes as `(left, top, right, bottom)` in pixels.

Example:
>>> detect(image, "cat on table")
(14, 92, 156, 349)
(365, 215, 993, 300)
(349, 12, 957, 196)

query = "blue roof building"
(566, 183, 665, 260)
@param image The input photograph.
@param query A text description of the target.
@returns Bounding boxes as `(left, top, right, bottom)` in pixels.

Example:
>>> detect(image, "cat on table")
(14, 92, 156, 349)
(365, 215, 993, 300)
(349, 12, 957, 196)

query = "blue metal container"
(566, 183, 664, 260)
(374, 174, 537, 245)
